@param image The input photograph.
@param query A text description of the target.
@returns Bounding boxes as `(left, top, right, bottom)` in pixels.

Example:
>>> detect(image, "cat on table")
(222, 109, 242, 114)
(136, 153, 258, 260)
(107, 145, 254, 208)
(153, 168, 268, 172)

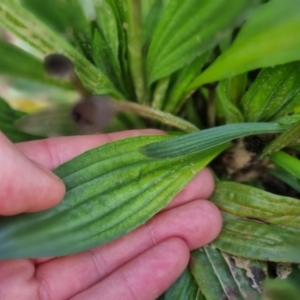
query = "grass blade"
(141, 123, 289, 158)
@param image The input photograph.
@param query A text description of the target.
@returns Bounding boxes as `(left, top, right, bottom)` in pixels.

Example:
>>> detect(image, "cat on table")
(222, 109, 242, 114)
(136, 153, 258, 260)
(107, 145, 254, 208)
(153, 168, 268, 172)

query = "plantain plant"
(1, 0, 300, 299)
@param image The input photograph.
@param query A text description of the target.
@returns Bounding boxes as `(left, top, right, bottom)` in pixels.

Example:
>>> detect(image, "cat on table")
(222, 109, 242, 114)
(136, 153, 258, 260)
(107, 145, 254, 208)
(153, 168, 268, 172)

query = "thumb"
(0, 132, 65, 215)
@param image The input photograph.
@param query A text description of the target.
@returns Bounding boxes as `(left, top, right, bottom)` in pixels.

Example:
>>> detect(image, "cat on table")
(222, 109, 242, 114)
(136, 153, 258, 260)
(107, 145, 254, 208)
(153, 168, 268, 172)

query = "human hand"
(0, 129, 222, 300)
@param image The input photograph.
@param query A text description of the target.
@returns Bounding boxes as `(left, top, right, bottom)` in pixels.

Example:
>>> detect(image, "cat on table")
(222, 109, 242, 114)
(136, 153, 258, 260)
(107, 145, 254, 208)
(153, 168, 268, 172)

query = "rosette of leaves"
(1, 0, 300, 299)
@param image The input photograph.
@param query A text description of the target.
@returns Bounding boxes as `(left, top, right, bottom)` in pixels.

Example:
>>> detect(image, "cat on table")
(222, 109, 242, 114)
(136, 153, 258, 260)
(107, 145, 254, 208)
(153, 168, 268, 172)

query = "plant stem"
(114, 100, 199, 133)
(152, 77, 170, 110)
(125, 0, 147, 103)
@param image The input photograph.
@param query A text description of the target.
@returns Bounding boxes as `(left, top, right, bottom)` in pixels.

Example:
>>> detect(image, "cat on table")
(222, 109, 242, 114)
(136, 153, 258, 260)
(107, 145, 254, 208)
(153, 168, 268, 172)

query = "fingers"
(0, 260, 39, 299)
(0, 133, 65, 215)
(35, 200, 222, 300)
(16, 129, 163, 170)
(71, 238, 189, 300)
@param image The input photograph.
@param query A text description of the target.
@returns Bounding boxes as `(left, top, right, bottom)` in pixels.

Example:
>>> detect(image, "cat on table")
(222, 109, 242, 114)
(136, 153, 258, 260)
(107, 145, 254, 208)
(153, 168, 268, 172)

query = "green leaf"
(142, 0, 165, 45)
(263, 278, 300, 300)
(216, 78, 244, 124)
(93, 0, 119, 63)
(164, 267, 204, 300)
(146, 0, 255, 83)
(141, 0, 161, 19)
(276, 115, 300, 126)
(152, 77, 171, 110)
(164, 53, 209, 114)
(260, 120, 300, 158)
(95, 0, 134, 98)
(188, 0, 300, 88)
(270, 151, 300, 181)
(0, 97, 39, 142)
(190, 246, 261, 300)
(92, 29, 125, 95)
(213, 213, 300, 263)
(240, 62, 300, 122)
(211, 181, 300, 229)
(141, 123, 288, 158)
(124, 0, 147, 103)
(191, 247, 230, 300)
(92, 0, 129, 97)
(22, 0, 93, 60)
(220, 73, 248, 106)
(0, 136, 225, 259)
(267, 167, 300, 193)
(0, 39, 72, 89)
(0, 0, 117, 95)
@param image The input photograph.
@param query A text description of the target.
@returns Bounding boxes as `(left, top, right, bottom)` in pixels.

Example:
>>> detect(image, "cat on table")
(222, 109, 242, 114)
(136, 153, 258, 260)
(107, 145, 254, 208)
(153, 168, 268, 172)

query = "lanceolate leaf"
(191, 247, 229, 300)
(0, 39, 71, 89)
(124, 0, 147, 103)
(0, 97, 38, 142)
(142, 0, 165, 45)
(141, 123, 289, 158)
(211, 181, 300, 229)
(188, 0, 300, 88)
(164, 267, 204, 300)
(164, 53, 209, 114)
(0, 0, 117, 95)
(216, 79, 244, 124)
(212, 213, 300, 263)
(267, 167, 300, 194)
(152, 77, 170, 110)
(22, 0, 93, 60)
(0, 136, 226, 259)
(97, 0, 133, 98)
(190, 246, 260, 300)
(221, 73, 248, 106)
(270, 151, 300, 181)
(240, 62, 300, 122)
(92, 29, 125, 95)
(276, 115, 300, 126)
(93, 0, 120, 63)
(146, 0, 255, 83)
(261, 120, 300, 158)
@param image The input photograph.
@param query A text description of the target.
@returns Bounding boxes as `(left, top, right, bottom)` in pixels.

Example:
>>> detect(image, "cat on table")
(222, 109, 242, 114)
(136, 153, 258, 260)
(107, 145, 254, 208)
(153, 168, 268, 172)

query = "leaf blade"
(211, 181, 300, 229)
(270, 151, 300, 181)
(141, 123, 289, 158)
(164, 267, 204, 300)
(146, 0, 255, 83)
(188, 0, 300, 88)
(0, 136, 225, 259)
(0, 0, 117, 95)
(213, 213, 300, 263)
